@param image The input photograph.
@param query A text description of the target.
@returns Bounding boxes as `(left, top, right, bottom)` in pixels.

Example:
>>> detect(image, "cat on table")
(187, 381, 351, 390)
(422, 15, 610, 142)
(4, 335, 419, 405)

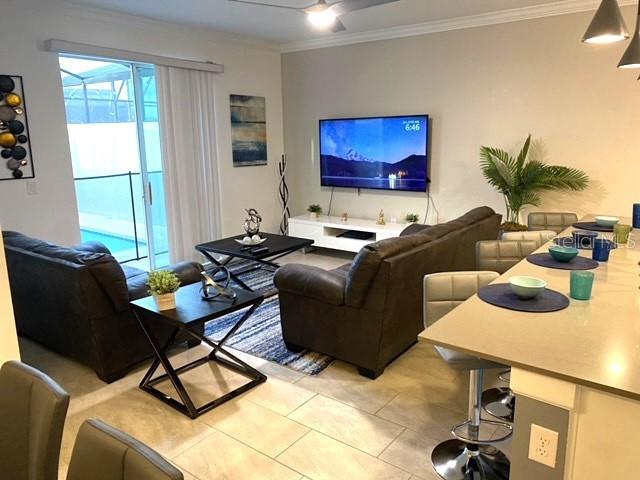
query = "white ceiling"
(65, 0, 601, 46)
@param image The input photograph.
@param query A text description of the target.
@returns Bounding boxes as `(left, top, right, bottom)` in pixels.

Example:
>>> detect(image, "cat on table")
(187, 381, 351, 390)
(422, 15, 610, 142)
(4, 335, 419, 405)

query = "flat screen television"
(319, 114, 430, 192)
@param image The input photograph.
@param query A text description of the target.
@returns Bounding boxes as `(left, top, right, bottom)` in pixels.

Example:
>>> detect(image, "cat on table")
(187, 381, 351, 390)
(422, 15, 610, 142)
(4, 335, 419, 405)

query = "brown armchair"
(274, 207, 502, 378)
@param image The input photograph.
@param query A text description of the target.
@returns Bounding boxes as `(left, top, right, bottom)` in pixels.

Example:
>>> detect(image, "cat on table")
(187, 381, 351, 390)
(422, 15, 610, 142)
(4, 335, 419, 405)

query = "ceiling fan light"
(618, 3, 640, 68)
(582, 0, 629, 44)
(307, 9, 337, 28)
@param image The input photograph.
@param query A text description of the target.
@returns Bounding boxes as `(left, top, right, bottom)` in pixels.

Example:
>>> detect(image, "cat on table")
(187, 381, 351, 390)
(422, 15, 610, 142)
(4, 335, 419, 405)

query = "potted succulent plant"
(307, 204, 323, 219)
(147, 270, 181, 310)
(405, 213, 420, 224)
(480, 135, 589, 232)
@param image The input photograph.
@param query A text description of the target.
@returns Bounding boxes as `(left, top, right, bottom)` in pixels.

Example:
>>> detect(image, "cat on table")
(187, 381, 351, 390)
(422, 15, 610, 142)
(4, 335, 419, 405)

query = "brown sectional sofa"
(274, 207, 502, 378)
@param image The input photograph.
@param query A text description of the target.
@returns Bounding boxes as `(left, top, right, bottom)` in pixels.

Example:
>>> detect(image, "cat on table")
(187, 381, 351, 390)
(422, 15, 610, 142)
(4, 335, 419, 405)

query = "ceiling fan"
(227, 0, 400, 32)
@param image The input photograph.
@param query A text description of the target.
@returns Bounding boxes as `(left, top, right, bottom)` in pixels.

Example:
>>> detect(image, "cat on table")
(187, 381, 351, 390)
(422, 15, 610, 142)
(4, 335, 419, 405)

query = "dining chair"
(66, 419, 184, 480)
(527, 212, 578, 234)
(0, 360, 70, 480)
(476, 240, 539, 274)
(425, 271, 511, 480)
(501, 230, 557, 249)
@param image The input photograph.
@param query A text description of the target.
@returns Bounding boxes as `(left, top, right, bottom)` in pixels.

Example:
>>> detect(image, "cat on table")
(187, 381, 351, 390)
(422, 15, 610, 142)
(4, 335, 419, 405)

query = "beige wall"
(0, 0, 284, 245)
(282, 7, 640, 224)
(0, 226, 20, 364)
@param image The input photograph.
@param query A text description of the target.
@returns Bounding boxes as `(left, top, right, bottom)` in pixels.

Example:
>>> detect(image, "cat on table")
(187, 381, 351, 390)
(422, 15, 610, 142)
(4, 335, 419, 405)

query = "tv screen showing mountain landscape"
(320, 115, 429, 192)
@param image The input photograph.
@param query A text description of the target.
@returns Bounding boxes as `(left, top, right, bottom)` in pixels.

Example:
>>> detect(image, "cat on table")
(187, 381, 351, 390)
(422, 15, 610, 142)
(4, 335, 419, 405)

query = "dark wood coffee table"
(195, 232, 313, 291)
(131, 283, 265, 419)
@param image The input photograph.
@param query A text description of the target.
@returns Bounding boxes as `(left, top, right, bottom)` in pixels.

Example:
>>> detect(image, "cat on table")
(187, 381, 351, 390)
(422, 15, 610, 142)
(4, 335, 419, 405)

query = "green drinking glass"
(614, 224, 631, 245)
(570, 271, 594, 301)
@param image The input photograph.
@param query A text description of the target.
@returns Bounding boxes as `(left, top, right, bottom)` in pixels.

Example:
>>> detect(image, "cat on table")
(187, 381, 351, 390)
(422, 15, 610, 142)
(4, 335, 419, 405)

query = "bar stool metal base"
(482, 387, 515, 422)
(432, 439, 510, 480)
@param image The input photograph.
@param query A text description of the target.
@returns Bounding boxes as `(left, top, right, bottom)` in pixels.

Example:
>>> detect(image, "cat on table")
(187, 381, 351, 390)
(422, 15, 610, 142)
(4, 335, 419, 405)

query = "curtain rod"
(44, 39, 224, 74)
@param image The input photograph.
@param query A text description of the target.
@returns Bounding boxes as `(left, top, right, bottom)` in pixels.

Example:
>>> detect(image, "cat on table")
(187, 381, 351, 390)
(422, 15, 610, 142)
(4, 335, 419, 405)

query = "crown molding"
(281, 0, 636, 53)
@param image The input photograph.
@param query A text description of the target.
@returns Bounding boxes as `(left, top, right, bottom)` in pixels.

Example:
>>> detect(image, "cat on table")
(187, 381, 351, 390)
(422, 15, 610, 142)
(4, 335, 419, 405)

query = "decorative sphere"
(5, 93, 21, 107)
(0, 132, 17, 148)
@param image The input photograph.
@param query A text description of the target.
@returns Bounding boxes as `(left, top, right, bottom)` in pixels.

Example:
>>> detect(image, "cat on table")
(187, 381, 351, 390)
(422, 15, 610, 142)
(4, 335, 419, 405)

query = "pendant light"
(618, 2, 640, 68)
(582, 0, 629, 44)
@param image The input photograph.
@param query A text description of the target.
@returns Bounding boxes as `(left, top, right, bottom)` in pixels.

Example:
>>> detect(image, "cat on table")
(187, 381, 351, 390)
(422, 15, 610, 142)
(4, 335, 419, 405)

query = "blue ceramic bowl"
(548, 245, 579, 262)
(509, 276, 547, 299)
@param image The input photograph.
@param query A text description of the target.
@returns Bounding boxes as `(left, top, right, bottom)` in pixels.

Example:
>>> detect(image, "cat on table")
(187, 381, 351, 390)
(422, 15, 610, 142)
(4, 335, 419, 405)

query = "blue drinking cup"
(592, 239, 613, 262)
(633, 204, 640, 229)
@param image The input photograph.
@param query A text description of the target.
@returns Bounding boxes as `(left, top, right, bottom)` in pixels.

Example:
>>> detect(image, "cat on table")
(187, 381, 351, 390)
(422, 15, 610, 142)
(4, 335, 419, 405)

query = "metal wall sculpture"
(278, 154, 290, 235)
(0, 75, 34, 180)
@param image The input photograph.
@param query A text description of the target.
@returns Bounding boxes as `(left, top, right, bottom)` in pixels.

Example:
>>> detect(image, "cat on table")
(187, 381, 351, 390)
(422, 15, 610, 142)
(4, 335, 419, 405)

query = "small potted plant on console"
(147, 269, 181, 310)
(405, 213, 419, 224)
(307, 204, 323, 219)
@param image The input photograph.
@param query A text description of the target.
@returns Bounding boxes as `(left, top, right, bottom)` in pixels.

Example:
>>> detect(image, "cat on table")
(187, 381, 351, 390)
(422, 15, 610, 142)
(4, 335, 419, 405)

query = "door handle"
(148, 181, 153, 206)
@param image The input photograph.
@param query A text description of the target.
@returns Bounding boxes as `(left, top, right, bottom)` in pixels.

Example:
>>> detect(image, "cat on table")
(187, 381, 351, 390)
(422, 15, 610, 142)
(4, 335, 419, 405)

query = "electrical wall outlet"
(528, 424, 559, 468)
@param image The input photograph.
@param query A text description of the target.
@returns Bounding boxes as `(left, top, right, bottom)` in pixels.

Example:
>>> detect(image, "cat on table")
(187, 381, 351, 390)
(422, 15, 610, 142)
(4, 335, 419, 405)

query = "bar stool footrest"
(452, 419, 513, 445)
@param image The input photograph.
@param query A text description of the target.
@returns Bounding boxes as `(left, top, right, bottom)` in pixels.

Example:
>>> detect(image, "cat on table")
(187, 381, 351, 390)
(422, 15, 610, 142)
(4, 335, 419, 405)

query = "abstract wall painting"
(230, 94, 267, 167)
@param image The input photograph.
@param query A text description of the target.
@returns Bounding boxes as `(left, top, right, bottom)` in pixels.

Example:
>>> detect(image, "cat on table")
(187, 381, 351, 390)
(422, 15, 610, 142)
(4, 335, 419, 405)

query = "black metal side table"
(130, 283, 265, 419)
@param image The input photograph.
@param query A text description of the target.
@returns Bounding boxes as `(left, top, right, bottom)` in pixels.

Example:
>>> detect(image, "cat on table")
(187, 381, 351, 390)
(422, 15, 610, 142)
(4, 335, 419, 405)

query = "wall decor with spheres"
(0, 75, 34, 180)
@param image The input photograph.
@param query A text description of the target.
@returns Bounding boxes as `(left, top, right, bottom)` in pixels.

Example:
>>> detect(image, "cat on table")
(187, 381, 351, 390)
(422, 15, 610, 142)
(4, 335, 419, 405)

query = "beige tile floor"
(18, 249, 512, 480)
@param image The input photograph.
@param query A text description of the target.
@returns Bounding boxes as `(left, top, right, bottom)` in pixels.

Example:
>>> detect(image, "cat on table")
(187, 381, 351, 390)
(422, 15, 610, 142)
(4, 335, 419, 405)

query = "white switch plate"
(26, 181, 37, 195)
(528, 424, 559, 468)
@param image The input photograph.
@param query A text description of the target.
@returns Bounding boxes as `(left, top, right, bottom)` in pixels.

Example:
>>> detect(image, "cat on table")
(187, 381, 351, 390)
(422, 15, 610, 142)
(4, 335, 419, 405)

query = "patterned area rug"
(204, 262, 334, 375)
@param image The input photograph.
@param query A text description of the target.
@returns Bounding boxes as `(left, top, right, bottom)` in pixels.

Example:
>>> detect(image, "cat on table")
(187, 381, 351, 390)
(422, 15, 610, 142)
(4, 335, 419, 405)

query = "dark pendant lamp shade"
(618, 3, 640, 68)
(582, 0, 629, 44)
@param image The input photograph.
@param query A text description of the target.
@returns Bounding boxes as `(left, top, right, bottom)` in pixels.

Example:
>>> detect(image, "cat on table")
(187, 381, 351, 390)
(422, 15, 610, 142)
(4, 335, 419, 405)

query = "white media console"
(289, 215, 406, 253)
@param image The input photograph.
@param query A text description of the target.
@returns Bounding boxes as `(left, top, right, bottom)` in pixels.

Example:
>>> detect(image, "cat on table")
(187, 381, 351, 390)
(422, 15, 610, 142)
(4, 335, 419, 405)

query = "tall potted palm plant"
(480, 135, 590, 231)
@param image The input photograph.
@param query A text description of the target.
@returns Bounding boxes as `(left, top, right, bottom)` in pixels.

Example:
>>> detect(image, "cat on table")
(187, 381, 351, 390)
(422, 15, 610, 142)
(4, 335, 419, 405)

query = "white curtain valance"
(45, 39, 223, 73)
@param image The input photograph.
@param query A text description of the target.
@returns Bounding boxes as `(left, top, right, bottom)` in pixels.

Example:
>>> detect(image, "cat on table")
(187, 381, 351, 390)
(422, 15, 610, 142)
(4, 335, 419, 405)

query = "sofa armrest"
(127, 261, 203, 301)
(167, 261, 204, 286)
(274, 264, 345, 306)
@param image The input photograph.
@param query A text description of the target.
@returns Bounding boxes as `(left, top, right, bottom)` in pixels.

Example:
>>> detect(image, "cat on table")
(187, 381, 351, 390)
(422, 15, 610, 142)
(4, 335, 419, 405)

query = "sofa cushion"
(72, 241, 112, 255)
(400, 223, 431, 236)
(454, 206, 496, 224)
(3, 231, 130, 313)
(345, 235, 427, 307)
(3, 231, 51, 251)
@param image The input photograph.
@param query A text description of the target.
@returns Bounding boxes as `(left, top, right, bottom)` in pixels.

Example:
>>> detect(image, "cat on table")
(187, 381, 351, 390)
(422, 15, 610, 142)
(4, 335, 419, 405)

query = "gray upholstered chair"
(476, 240, 538, 274)
(527, 212, 578, 234)
(0, 360, 70, 480)
(66, 419, 184, 480)
(424, 272, 511, 480)
(501, 230, 556, 249)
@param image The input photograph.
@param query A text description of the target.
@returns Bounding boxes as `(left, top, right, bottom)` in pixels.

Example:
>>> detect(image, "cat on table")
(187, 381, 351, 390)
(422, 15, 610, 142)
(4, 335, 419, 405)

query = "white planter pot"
(309, 212, 319, 219)
(153, 293, 176, 310)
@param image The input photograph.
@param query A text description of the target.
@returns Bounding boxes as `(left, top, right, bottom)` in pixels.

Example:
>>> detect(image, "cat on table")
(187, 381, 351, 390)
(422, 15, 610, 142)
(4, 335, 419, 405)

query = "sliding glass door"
(59, 56, 169, 269)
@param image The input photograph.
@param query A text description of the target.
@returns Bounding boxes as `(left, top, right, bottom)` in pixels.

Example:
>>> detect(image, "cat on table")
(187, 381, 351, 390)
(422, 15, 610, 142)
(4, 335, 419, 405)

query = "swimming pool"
(80, 229, 146, 253)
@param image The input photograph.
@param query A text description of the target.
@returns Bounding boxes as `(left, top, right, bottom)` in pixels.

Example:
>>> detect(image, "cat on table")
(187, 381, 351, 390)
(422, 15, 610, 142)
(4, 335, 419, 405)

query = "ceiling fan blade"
(331, 17, 347, 32)
(227, 0, 304, 11)
(330, 0, 400, 16)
